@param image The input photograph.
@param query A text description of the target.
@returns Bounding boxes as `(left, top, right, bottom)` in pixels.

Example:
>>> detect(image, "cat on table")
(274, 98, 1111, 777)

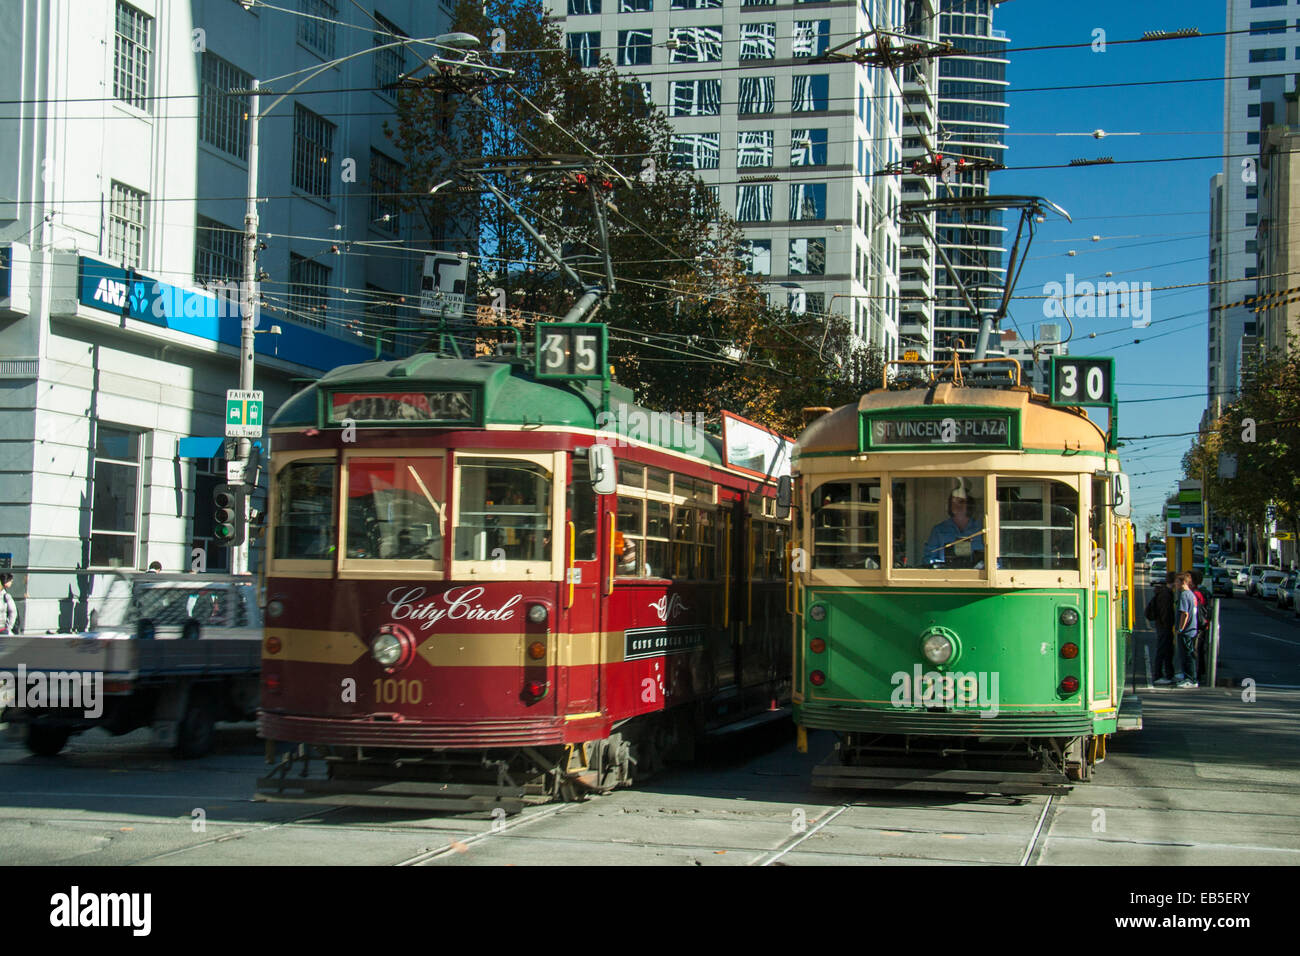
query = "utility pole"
(234, 77, 261, 577)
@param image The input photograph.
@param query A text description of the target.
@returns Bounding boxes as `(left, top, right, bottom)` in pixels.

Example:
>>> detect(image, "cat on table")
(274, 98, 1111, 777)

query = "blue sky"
(992, 0, 1229, 527)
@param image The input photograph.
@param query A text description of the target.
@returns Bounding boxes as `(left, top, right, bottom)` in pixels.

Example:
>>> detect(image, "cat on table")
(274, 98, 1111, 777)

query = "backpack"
(1193, 590, 1210, 632)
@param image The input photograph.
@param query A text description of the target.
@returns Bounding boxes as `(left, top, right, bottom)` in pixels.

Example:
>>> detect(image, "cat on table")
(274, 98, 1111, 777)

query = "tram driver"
(924, 479, 985, 568)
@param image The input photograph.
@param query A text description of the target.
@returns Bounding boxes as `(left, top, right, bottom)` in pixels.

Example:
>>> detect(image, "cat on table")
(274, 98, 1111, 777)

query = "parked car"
(1258, 570, 1287, 601)
(1222, 557, 1245, 575)
(1278, 572, 1298, 609)
(1147, 557, 1167, 580)
(1210, 567, 1235, 599)
(1247, 565, 1282, 596)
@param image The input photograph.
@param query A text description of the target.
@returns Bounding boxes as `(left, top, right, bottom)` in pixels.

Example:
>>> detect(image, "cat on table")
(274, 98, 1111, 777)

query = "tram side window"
(811, 479, 881, 569)
(1090, 477, 1108, 571)
(345, 457, 445, 561)
(571, 458, 597, 562)
(895, 476, 986, 569)
(455, 458, 553, 562)
(997, 479, 1079, 571)
(273, 459, 336, 560)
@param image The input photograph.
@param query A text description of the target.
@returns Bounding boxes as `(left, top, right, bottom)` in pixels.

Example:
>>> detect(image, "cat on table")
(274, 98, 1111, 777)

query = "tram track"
(1019, 795, 1056, 866)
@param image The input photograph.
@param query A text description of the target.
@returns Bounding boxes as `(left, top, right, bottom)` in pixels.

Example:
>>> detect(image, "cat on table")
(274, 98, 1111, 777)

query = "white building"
(551, 0, 937, 358)
(997, 322, 1066, 393)
(0, 0, 449, 631)
(1207, 3, 1296, 422)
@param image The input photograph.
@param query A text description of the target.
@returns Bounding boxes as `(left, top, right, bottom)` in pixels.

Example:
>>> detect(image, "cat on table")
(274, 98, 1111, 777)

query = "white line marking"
(755, 804, 850, 866)
(1019, 795, 1055, 867)
(1249, 631, 1300, 647)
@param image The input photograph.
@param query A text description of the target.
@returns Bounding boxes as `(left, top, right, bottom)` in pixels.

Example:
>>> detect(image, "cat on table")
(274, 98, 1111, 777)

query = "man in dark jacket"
(1144, 571, 1177, 686)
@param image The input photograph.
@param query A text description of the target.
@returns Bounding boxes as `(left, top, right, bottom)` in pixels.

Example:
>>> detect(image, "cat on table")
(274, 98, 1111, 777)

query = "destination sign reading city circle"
(226, 390, 264, 438)
(864, 413, 1016, 450)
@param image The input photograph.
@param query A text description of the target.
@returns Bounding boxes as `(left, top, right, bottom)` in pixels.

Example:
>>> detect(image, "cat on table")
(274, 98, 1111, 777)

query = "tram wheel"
(1064, 736, 1094, 782)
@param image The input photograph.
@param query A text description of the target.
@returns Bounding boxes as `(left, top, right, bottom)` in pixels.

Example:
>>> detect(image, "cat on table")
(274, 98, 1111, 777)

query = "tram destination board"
(861, 408, 1020, 451)
(535, 322, 608, 380)
(1049, 356, 1114, 408)
(325, 389, 480, 426)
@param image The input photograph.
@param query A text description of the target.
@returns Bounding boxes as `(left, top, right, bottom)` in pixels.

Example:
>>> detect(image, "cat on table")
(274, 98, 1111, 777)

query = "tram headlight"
(921, 632, 954, 665)
(1059, 607, 1080, 627)
(267, 599, 284, 619)
(371, 632, 403, 667)
(527, 604, 548, 624)
(809, 604, 827, 622)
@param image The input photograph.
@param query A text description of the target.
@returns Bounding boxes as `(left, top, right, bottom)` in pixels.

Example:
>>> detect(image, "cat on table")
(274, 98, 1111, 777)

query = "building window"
(200, 52, 252, 160)
(737, 184, 773, 222)
(195, 215, 243, 285)
(1246, 239, 1258, 254)
(670, 79, 721, 116)
(1248, 131, 1261, 144)
(568, 31, 600, 67)
(619, 0, 651, 9)
(297, 0, 338, 57)
(670, 0, 720, 8)
(108, 181, 147, 269)
(740, 0, 774, 6)
(293, 104, 335, 199)
(1248, 103, 1262, 117)
(671, 26, 722, 62)
(693, 185, 719, 217)
(738, 76, 775, 114)
(740, 23, 776, 59)
(739, 239, 772, 276)
(289, 253, 331, 327)
(671, 133, 720, 170)
(1247, 213, 1259, 226)
(192, 456, 231, 573)
(369, 150, 403, 233)
(792, 74, 829, 111)
(1249, 77, 1263, 89)
(569, 0, 601, 12)
(1249, 47, 1286, 62)
(619, 29, 652, 65)
(91, 424, 141, 569)
(372, 13, 408, 94)
(1250, 20, 1287, 34)
(113, 2, 152, 111)
(1250, 0, 1286, 7)
(737, 130, 774, 167)
(1247, 185, 1259, 199)
(790, 183, 827, 221)
(791, 129, 828, 166)
(789, 237, 825, 275)
(792, 20, 830, 57)
(1246, 267, 1259, 279)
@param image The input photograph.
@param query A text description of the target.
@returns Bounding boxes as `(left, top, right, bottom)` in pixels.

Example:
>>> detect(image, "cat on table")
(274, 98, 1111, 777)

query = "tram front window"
(273, 459, 336, 560)
(455, 458, 553, 562)
(997, 479, 1079, 570)
(894, 476, 986, 569)
(345, 457, 446, 560)
(811, 480, 881, 569)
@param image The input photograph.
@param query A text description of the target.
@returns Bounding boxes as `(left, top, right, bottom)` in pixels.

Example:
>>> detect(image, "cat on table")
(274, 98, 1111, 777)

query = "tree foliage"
(385, 0, 879, 437)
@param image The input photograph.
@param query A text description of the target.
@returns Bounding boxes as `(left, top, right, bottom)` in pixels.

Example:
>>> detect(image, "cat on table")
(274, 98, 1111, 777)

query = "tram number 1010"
(1050, 357, 1114, 408)
(372, 678, 424, 705)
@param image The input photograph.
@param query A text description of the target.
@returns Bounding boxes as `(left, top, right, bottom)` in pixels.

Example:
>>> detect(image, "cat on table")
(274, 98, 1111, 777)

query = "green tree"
(385, 0, 865, 434)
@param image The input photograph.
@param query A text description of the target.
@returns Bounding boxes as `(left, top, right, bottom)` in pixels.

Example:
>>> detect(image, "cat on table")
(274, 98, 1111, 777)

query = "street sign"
(420, 254, 467, 318)
(225, 389, 264, 438)
(1276, 532, 1295, 541)
(226, 460, 246, 484)
(902, 349, 920, 362)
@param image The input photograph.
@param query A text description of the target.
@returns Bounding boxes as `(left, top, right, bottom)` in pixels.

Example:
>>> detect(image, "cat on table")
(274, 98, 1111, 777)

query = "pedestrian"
(0, 573, 18, 635)
(1145, 571, 1176, 686)
(1190, 568, 1211, 681)
(147, 561, 162, 573)
(1173, 572, 1199, 688)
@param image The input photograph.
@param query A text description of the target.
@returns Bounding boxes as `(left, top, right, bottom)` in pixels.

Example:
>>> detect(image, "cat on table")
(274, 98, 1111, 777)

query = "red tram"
(256, 329, 791, 810)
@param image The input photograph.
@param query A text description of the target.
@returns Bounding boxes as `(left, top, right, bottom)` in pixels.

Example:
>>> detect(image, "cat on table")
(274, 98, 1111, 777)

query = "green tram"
(788, 356, 1140, 792)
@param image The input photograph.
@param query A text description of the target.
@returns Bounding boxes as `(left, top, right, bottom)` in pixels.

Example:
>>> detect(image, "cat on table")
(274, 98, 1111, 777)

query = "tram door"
(563, 455, 602, 714)
(1089, 476, 1115, 708)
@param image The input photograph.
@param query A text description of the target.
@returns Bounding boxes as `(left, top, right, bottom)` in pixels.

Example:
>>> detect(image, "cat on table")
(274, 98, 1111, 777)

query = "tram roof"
(793, 384, 1109, 458)
(270, 354, 727, 465)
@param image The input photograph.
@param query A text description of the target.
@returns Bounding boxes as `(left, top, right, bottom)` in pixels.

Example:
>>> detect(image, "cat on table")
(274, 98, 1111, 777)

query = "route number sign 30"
(1049, 356, 1114, 407)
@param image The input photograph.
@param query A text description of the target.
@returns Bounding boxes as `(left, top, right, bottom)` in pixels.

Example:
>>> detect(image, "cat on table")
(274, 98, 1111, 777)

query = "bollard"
(1209, 597, 1220, 688)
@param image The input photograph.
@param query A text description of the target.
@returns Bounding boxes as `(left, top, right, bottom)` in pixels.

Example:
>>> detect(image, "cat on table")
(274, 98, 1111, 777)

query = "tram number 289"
(1050, 356, 1114, 407)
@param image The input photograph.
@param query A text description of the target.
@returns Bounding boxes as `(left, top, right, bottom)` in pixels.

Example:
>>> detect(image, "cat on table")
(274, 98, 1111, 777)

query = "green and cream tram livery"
(789, 357, 1140, 792)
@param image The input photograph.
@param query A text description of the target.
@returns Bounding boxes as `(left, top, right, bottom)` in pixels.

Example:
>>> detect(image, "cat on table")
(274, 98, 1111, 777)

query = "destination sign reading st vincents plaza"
(861, 411, 1019, 451)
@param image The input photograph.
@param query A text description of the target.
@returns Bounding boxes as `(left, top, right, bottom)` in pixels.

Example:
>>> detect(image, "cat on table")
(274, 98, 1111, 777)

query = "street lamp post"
(229, 36, 510, 575)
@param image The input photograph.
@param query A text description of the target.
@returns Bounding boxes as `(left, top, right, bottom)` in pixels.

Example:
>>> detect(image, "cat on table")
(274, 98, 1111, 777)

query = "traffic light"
(212, 484, 245, 547)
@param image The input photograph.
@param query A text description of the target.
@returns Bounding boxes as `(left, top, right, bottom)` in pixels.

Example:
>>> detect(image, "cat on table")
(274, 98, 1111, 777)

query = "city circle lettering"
(386, 586, 523, 631)
(872, 417, 1008, 445)
(333, 391, 473, 423)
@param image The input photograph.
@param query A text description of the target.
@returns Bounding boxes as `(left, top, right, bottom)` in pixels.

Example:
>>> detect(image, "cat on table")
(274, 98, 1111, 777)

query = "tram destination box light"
(212, 483, 246, 547)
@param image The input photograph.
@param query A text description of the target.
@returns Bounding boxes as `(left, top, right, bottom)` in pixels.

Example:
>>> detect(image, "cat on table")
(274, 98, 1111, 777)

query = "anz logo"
(92, 277, 128, 307)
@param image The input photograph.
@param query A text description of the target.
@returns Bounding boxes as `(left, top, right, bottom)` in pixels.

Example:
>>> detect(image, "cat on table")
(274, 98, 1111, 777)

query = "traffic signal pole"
(235, 78, 261, 578)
